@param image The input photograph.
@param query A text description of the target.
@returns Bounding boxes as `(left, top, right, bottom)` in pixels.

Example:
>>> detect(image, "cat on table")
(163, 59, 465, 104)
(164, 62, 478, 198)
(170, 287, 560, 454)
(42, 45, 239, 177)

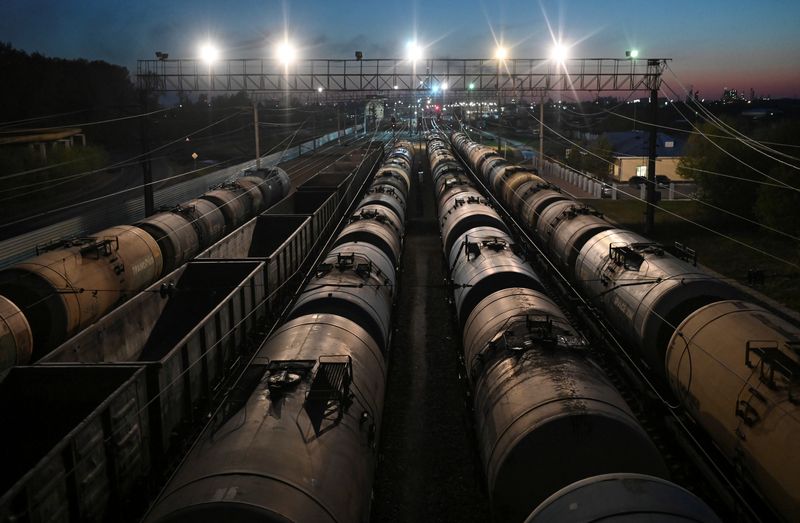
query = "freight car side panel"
(198, 214, 314, 311)
(39, 261, 266, 462)
(265, 189, 339, 249)
(135, 260, 266, 457)
(40, 267, 184, 364)
(0, 366, 151, 523)
(251, 215, 313, 307)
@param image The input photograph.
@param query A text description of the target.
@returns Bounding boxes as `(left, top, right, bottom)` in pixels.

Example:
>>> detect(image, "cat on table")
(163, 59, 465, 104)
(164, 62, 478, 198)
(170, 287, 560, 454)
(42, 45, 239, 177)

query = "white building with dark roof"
(605, 130, 688, 182)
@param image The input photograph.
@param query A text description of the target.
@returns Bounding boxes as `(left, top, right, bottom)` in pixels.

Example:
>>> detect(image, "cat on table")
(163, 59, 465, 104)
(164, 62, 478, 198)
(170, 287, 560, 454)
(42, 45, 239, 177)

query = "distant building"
(0, 128, 86, 161)
(721, 87, 746, 104)
(604, 131, 688, 182)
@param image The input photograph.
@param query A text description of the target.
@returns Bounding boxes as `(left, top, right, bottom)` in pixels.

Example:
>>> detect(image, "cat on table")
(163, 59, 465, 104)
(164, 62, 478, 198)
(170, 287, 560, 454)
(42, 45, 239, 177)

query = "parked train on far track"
(450, 129, 800, 522)
(0, 167, 291, 373)
(428, 131, 720, 522)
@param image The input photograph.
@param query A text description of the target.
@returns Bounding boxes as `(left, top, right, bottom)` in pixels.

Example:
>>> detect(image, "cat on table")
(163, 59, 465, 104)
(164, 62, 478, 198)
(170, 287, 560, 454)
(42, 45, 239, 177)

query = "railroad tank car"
(573, 228, 740, 375)
(535, 201, 611, 274)
(492, 166, 543, 207)
(448, 132, 568, 230)
(357, 185, 406, 224)
(433, 163, 468, 183)
(232, 177, 266, 212)
(519, 188, 571, 230)
(135, 167, 290, 281)
(0, 225, 162, 357)
(0, 295, 33, 371)
(448, 231, 543, 325)
(373, 166, 410, 196)
(237, 171, 289, 212)
(0, 166, 291, 370)
(135, 211, 202, 275)
(241, 166, 291, 203)
(200, 183, 261, 232)
(449, 130, 794, 520)
(145, 143, 409, 523)
(144, 313, 387, 523)
(505, 178, 557, 217)
(432, 158, 461, 179)
(666, 300, 800, 521)
(438, 191, 509, 257)
(465, 144, 495, 170)
(433, 168, 469, 190)
(428, 132, 670, 521)
(384, 153, 412, 175)
(289, 244, 395, 349)
(435, 175, 473, 207)
(526, 473, 721, 522)
(480, 155, 508, 186)
(333, 208, 404, 266)
(170, 199, 227, 250)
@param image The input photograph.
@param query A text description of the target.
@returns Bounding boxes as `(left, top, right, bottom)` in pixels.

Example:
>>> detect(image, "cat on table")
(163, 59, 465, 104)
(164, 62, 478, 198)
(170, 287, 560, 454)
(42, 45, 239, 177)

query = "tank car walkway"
(371, 142, 491, 522)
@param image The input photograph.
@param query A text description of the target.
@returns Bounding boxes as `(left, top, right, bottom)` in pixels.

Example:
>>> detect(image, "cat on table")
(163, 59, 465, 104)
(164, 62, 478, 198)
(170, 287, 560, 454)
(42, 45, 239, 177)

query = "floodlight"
(199, 43, 219, 65)
(406, 41, 422, 62)
(550, 43, 568, 64)
(276, 42, 296, 65)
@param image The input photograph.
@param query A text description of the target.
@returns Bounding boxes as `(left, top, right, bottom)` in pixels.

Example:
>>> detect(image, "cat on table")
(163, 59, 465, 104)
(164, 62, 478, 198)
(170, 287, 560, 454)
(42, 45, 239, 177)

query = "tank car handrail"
(469, 312, 587, 375)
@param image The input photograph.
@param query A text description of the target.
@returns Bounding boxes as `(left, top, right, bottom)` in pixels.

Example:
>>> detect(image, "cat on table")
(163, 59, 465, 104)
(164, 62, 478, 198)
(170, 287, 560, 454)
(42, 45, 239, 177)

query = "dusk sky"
(3, 0, 799, 99)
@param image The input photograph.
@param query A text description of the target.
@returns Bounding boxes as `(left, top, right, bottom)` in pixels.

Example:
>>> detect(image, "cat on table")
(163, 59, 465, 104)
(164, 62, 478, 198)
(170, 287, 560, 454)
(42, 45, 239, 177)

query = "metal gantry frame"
(137, 57, 668, 96)
(137, 56, 668, 228)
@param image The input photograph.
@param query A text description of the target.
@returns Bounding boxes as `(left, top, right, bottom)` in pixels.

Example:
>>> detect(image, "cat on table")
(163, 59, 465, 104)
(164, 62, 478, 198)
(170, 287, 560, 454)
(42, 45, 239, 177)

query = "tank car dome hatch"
(462, 287, 578, 380)
(525, 473, 721, 523)
(666, 300, 800, 522)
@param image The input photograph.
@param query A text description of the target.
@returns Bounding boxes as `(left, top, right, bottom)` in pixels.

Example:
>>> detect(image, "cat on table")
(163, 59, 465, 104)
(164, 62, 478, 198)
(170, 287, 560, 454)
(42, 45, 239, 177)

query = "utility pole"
(138, 89, 154, 217)
(644, 59, 662, 234)
(539, 93, 545, 173)
(252, 101, 261, 168)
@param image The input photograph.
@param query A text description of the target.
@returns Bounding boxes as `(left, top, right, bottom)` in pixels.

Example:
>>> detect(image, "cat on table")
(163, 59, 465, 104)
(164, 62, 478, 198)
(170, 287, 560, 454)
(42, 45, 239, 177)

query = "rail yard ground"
(371, 142, 492, 522)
